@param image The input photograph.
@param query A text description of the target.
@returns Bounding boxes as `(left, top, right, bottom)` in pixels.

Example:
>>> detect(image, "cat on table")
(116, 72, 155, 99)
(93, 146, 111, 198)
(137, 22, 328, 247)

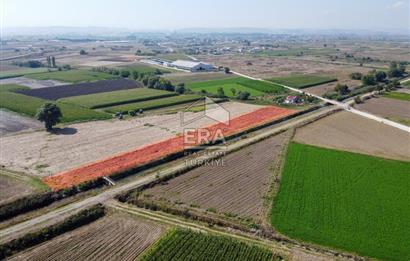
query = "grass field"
(26, 70, 117, 83)
(0, 84, 30, 92)
(104, 94, 202, 113)
(271, 142, 410, 261)
(118, 63, 171, 74)
(140, 229, 280, 261)
(187, 77, 285, 97)
(383, 91, 410, 101)
(60, 88, 177, 109)
(268, 75, 337, 89)
(0, 68, 53, 79)
(0, 92, 111, 123)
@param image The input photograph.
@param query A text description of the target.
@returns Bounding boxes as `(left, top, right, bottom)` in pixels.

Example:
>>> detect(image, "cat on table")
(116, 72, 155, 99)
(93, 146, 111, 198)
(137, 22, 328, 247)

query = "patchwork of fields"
(140, 229, 280, 261)
(271, 142, 410, 261)
(8, 213, 167, 261)
(294, 111, 410, 161)
(42, 106, 294, 190)
(25, 69, 117, 83)
(139, 131, 292, 223)
(186, 77, 285, 97)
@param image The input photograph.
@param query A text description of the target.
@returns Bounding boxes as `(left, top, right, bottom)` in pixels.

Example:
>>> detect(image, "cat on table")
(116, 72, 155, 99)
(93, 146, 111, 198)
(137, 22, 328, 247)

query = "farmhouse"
(171, 60, 215, 72)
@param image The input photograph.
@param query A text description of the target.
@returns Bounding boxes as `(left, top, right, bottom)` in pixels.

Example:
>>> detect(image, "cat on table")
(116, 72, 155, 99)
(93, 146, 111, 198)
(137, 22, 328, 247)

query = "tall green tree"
(35, 103, 62, 131)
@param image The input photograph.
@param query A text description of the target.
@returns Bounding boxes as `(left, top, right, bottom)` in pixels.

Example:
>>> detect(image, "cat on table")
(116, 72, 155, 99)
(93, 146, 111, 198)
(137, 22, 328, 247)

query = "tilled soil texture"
(294, 111, 410, 161)
(141, 131, 292, 223)
(0, 110, 43, 135)
(0, 102, 263, 177)
(42, 106, 294, 190)
(0, 174, 35, 205)
(16, 78, 138, 100)
(354, 96, 410, 121)
(8, 213, 167, 261)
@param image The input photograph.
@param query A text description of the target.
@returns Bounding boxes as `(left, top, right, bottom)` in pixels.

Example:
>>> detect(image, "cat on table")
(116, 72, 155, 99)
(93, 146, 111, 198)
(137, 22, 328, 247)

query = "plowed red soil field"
(43, 106, 294, 190)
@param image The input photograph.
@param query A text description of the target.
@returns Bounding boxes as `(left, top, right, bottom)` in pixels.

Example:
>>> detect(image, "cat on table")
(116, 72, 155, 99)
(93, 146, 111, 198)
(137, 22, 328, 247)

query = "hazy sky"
(1, 0, 409, 32)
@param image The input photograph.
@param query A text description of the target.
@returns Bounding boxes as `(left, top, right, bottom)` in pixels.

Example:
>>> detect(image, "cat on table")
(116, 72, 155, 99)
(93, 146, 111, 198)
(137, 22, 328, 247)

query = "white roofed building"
(171, 60, 215, 72)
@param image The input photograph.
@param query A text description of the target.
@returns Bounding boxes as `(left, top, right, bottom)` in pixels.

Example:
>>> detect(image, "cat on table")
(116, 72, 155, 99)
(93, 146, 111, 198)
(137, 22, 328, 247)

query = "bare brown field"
(199, 54, 371, 81)
(0, 102, 263, 176)
(354, 96, 410, 120)
(303, 74, 362, 96)
(8, 213, 167, 261)
(140, 131, 292, 222)
(0, 174, 34, 205)
(294, 111, 410, 161)
(0, 110, 43, 135)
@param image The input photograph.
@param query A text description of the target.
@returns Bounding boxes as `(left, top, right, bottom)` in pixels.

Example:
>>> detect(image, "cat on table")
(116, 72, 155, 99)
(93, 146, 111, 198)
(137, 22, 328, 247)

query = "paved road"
(0, 107, 336, 242)
(232, 71, 410, 133)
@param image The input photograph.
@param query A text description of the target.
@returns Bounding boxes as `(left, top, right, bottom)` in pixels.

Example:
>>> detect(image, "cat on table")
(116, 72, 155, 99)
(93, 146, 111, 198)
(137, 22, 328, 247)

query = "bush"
(354, 96, 362, 104)
(128, 110, 136, 116)
(350, 72, 363, 80)
(175, 83, 186, 94)
(362, 74, 376, 85)
(237, 91, 250, 100)
(0, 204, 105, 259)
(120, 70, 130, 78)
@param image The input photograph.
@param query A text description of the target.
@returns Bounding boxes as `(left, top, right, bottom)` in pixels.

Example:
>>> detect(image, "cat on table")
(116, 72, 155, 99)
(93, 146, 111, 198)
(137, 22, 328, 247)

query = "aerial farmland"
(0, 2, 409, 260)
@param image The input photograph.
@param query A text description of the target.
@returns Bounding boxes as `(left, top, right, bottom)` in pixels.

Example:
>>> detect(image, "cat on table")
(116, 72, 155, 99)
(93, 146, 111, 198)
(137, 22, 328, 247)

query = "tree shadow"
(51, 127, 77, 135)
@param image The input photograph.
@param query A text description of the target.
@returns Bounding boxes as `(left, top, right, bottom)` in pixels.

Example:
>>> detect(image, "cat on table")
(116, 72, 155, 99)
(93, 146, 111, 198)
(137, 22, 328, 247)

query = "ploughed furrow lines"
(8, 214, 166, 261)
(141, 131, 291, 222)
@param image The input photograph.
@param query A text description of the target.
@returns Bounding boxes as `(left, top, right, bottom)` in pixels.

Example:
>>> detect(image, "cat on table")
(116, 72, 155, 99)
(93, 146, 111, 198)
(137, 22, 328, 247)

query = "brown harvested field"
(0, 102, 263, 176)
(199, 54, 372, 81)
(140, 131, 292, 222)
(354, 96, 410, 121)
(294, 111, 410, 161)
(0, 174, 34, 205)
(8, 213, 167, 261)
(303, 75, 362, 96)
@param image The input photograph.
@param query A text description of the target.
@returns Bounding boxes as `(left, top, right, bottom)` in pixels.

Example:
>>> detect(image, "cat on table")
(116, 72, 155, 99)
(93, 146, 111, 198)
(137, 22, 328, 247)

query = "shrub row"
(0, 204, 105, 259)
(0, 178, 103, 222)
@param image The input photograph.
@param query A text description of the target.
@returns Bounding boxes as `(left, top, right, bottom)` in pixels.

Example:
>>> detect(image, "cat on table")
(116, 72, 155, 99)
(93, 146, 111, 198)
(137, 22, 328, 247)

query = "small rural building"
(171, 60, 215, 72)
(284, 95, 299, 104)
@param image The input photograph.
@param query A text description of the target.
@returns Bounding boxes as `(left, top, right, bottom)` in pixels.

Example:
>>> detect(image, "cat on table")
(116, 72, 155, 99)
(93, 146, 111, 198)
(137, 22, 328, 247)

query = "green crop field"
(0, 92, 111, 123)
(383, 91, 410, 101)
(0, 68, 53, 79)
(118, 63, 172, 74)
(0, 84, 30, 92)
(271, 142, 410, 261)
(104, 94, 202, 113)
(268, 75, 337, 89)
(140, 229, 280, 261)
(60, 88, 177, 109)
(187, 77, 285, 97)
(26, 70, 117, 83)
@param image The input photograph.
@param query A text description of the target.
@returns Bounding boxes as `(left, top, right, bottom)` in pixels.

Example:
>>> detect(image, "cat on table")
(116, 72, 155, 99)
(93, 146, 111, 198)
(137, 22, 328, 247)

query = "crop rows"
(103, 94, 202, 113)
(271, 142, 410, 261)
(25, 69, 116, 83)
(141, 131, 292, 222)
(43, 106, 294, 190)
(9, 214, 166, 261)
(17, 78, 137, 100)
(0, 91, 111, 123)
(140, 229, 279, 261)
(60, 88, 178, 109)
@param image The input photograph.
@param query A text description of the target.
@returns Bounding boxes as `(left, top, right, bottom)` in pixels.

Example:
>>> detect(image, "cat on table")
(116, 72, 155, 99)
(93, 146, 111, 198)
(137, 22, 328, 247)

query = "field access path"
(0, 107, 337, 243)
(232, 71, 410, 133)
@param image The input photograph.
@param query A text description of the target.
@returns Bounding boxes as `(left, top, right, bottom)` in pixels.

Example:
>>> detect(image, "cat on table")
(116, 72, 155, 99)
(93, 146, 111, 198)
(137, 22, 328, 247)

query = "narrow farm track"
(0, 106, 337, 244)
(232, 70, 410, 133)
